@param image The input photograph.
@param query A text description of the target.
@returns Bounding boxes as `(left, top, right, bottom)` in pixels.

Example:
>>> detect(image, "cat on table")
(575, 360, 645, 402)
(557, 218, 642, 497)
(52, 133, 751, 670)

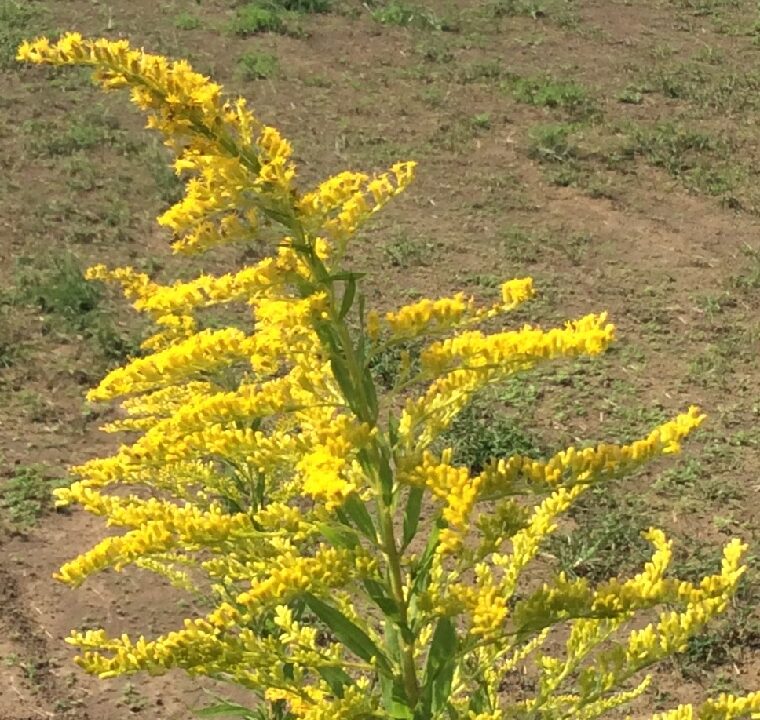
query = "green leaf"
(339, 274, 357, 320)
(196, 701, 257, 718)
(419, 617, 457, 719)
(377, 451, 394, 505)
(330, 355, 355, 400)
(318, 522, 361, 550)
(363, 578, 401, 620)
(304, 593, 394, 676)
(380, 675, 414, 720)
(342, 493, 377, 543)
(328, 271, 367, 282)
(357, 293, 367, 362)
(317, 665, 352, 698)
(362, 365, 379, 421)
(402, 486, 424, 550)
(410, 521, 441, 601)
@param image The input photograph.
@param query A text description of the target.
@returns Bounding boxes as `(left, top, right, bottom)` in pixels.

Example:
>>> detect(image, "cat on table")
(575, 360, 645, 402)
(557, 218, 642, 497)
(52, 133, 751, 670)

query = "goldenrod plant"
(18, 34, 759, 720)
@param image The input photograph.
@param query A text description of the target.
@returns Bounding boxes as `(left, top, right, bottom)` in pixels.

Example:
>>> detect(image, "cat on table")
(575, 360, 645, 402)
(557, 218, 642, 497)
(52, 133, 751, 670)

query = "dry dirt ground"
(0, 0, 758, 717)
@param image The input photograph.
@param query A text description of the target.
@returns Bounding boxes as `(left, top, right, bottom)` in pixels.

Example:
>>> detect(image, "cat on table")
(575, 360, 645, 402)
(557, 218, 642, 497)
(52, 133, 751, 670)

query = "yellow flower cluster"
(19, 34, 756, 720)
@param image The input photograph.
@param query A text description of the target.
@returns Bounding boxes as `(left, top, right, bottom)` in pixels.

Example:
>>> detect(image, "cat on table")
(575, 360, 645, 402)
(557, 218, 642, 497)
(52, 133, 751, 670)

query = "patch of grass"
(237, 51, 279, 80)
(273, 0, 331, 10)
(616, 85, 644, 105)
(547, 487, 653, 583)
(627, 122, 718, 175)
(10, 252, 140, 362)
(368, 338, 423, 390)
(174, 11, 202, 30)
(486, 0, 578, 24)
(438, 399, 542, 472)
(528, 122, 578, 163)
(23, 108, 135, 158)
(0, 466, 66, 528)
(0, 0, 43, 69)
(671, 544, 759, 678)
(13, 252, 102, 324)
(624, 122, 740, 198)
(486, 0, 548, 18)
(507, 73, 595, 116)
(414, 37, 455, 63)
(228, 2, 288, 35)
(458, 59, 502, 83)
(144, 141, 184, 205)
(670, 0, 739, 16)
(500, 224, 591, 265)
(0, 310, 25, 368)
(383, 233, 429, 267)
(370, 1, 455, 30)
(730, 244, 760, 291)
(470, 112, 491, 130)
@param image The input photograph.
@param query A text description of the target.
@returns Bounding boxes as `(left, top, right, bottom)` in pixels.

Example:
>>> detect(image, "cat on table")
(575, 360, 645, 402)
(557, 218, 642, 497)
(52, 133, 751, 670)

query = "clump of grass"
(273, 0, 330, 11)
(458, 59, 502, 83)
(10, 252, 141, 362)
(368, 339, 423, 391)
(486, 0, 547, 18)
(0, 0, 43, 69)
(507, 73, 595, 116)
(730, 244, 760, 291)
(383, 233, 428, 267)
(14, 252, 101, 323)
(0, 466, 66, 528)
(175, 11, 202, 30)
(625, 122, 739, 197)
(23, 108, 135, 157)
(437, 399, 542, 473)
(370, 1, 455, 30)
(528, 122, 578, 163)
(0, 310, 24, 368)
(229, 2, 288, 35)
(237, 51, 279, 80)
(546, 487, 652, 583)
(228, 0, 329, 36)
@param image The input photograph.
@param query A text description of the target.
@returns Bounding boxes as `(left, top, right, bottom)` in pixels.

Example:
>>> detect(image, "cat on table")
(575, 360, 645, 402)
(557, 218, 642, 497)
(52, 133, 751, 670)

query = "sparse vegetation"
(237, 50, 279, 80)
(0, 465, 66, 528)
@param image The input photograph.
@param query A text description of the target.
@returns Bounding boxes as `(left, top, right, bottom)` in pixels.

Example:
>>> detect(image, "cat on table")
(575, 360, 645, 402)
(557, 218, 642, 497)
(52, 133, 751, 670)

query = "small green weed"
(23, 108, 135, 158)
(671, 0, 739, 16)
(0, 466, 66, 528)
(175, 11, 202, 30)
(730, 244, 760, 290)
(470, 112, 491, 130)
(0, 310, 24, 368)
(0, 0, 43, 69)
(11, 252, 140, 362)
(368, 339, 423, 390)
(487, 0, 547, 18)
(547, 487, 652, 583)
(383, 233, 428, 268)
(370, 1, 454, 30)
(237, 51, 279, 80)
(273, 0, 330, 11)
(508, 74, 594, 116)
(625, 122, 736, 195)
(14, 252, 101, 325)
(528, 122, 578, 163)
(458, 59, 502, 83)
(229, 2, 288, 35)
(145, 142, 184, 205)
(438, 399, 542, 472)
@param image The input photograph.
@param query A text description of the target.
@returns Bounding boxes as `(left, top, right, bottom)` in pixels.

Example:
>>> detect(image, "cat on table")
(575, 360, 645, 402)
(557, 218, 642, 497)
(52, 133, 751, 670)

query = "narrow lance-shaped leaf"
(304, 593, 394, 676)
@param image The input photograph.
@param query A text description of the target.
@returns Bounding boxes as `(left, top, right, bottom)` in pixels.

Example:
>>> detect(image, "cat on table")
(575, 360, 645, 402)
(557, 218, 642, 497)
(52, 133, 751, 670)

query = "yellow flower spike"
(21, 34, 756, 720)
